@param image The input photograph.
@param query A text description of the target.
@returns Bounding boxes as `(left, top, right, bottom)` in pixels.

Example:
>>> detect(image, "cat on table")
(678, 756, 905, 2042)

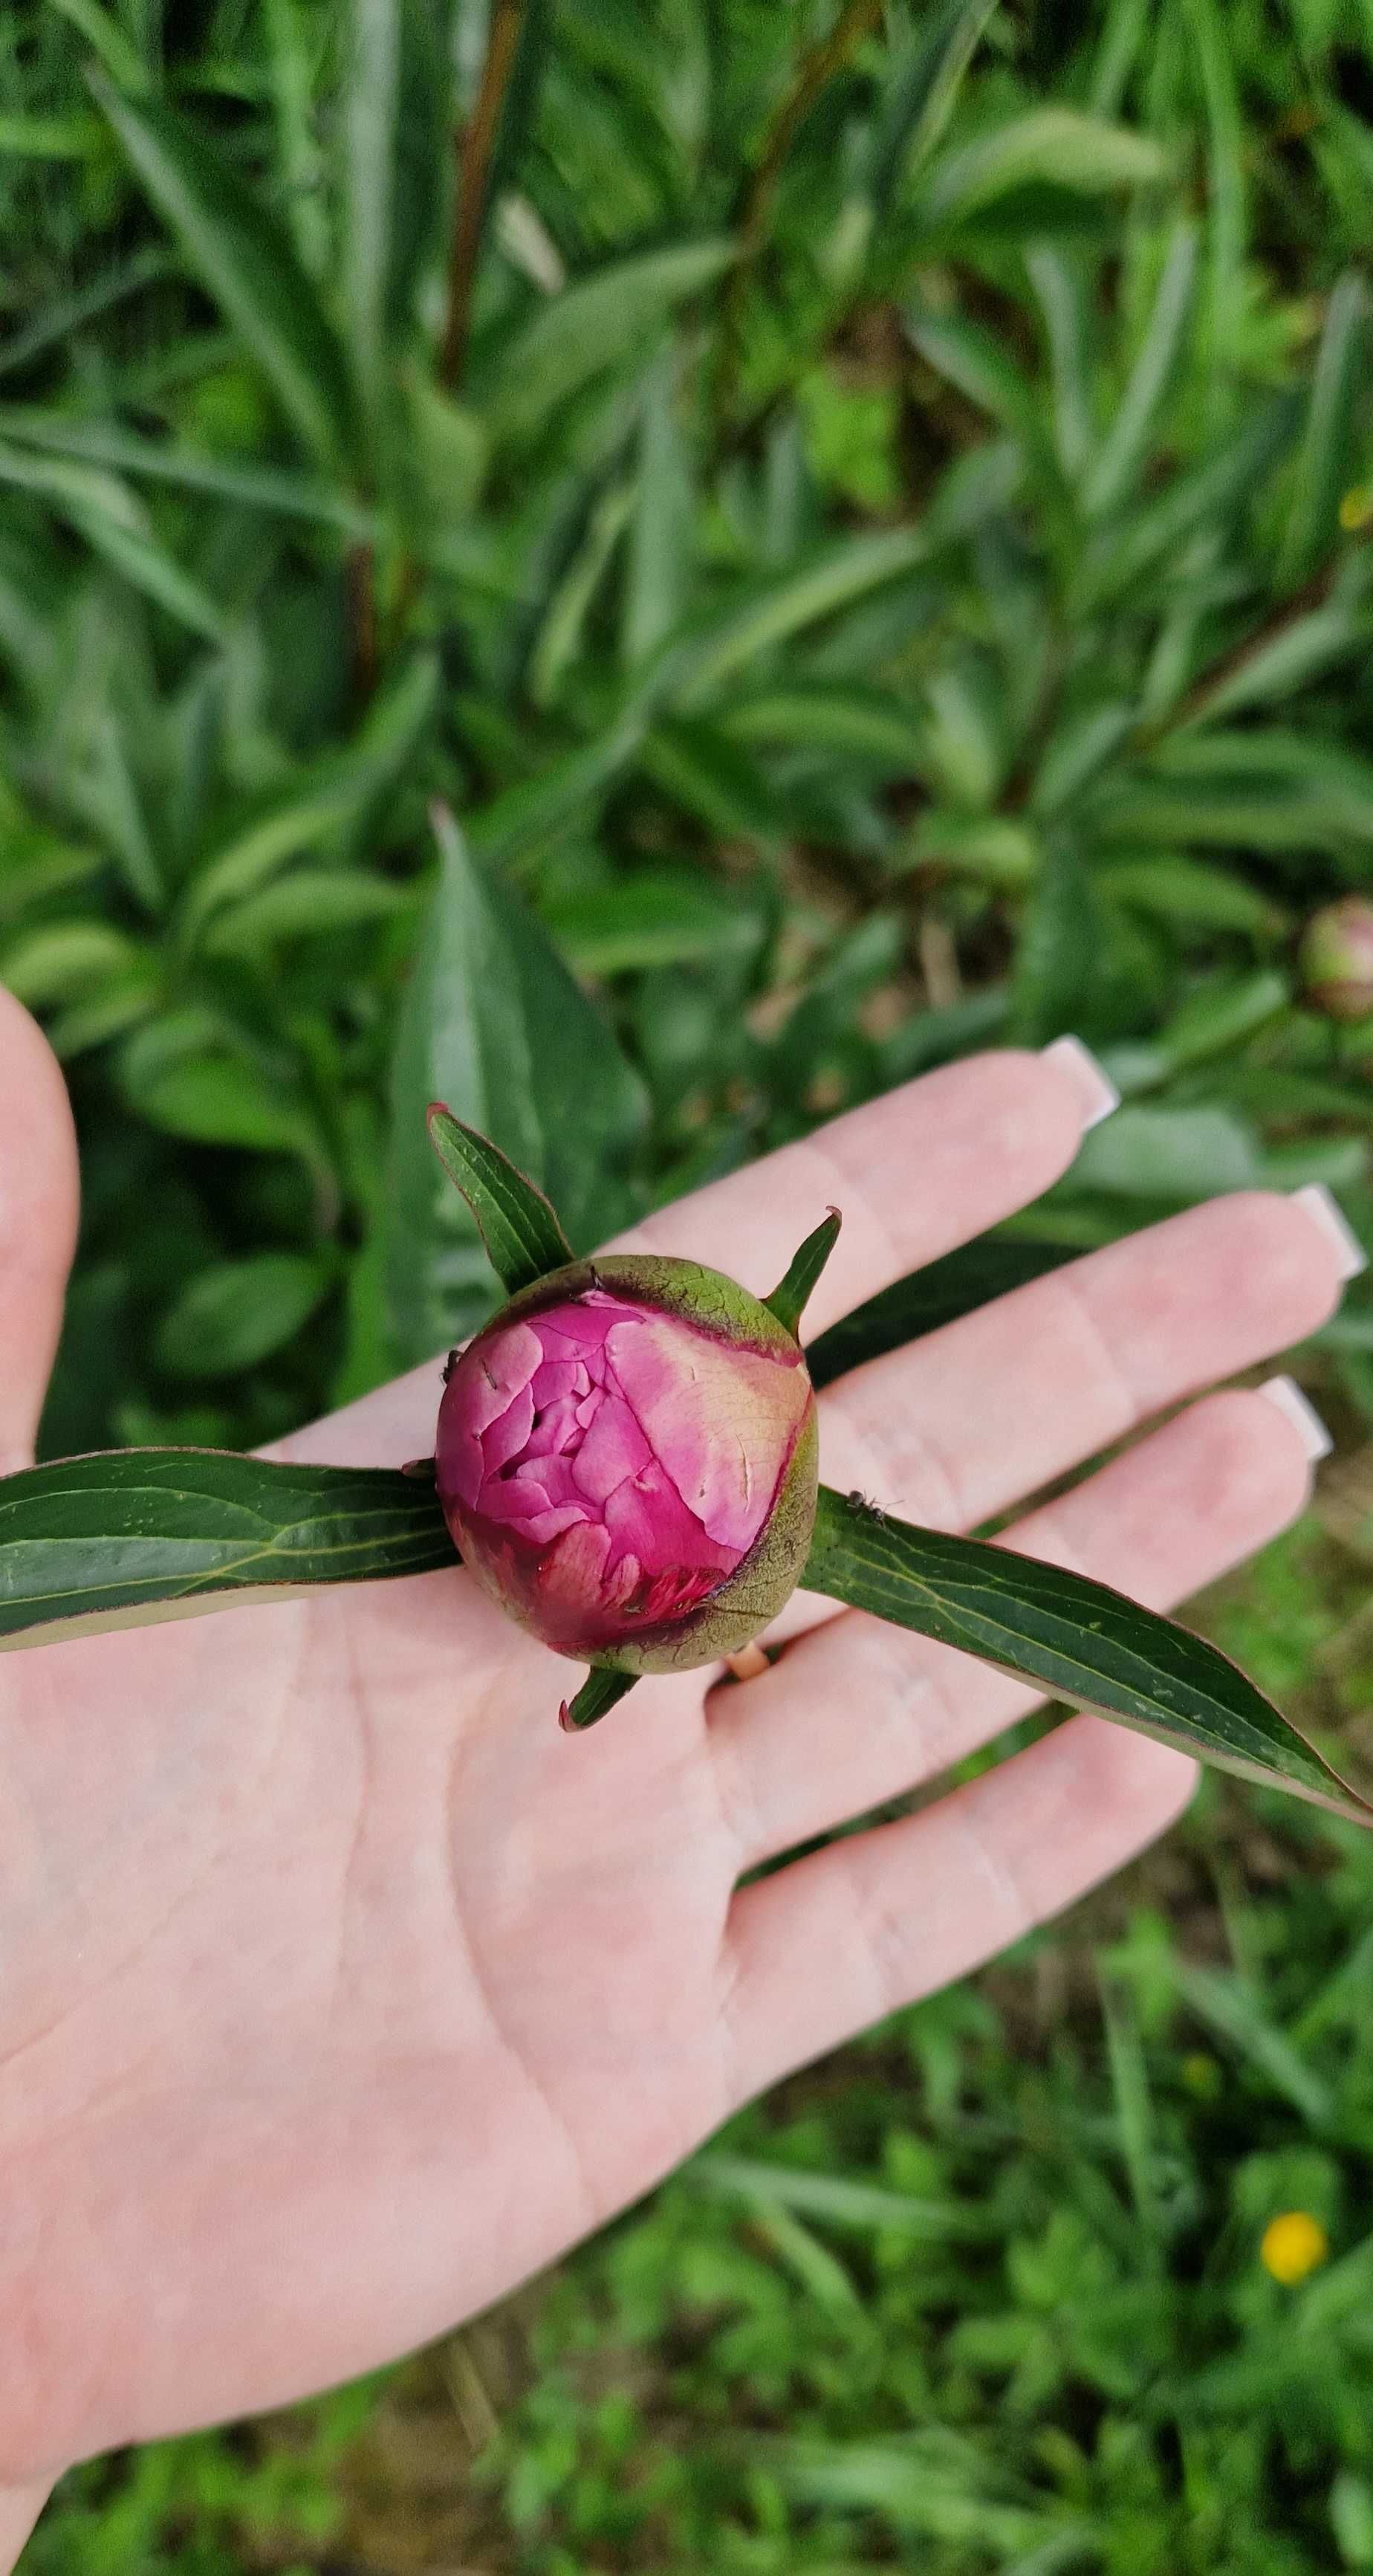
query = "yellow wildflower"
(1260, 2210, 1329, 2285)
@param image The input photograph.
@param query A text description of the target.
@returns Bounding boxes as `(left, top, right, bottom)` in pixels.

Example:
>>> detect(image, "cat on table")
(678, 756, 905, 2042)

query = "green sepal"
(764, 1208, 843, 1341)
(559, 1667, 640, 1732)
(803, 1485, 1373, 1827)
(426, 1104, 574, 1296)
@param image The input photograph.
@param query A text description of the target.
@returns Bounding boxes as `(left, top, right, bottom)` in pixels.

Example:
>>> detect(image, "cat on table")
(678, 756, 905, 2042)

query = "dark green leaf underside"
(426, 1104, 574, 1296)
(765, 1208, 843, 1340)
(802, 1485, 1373, 1825)
(0, 1449, 455, 1648)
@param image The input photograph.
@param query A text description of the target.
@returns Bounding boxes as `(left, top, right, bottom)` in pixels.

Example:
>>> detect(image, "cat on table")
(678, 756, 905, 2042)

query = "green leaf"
(1025, 243, 1093, 480)
(0, 408, 369, 531)
(91, 73, 357, 472)
(1278, 272, 1367, 585)
(1185, 0, 1245, 370)
(559, 1667, 639, 1732)
(802, 1486, 1373, 1825)
(1082, 219, 1198, 520)
(118, 1012, 329, 1171)
(175, 652, 438, 947)
(340, 0, 447, 438)
(0, 247, 170, 381)
(1080, 397, 1299, 606)
(385, 808, 647, 1361)
(340, 0, 403, 433)
(0, 1451, 454, 1653)
(916, 109, 1164, 230)
(867, 0, 999, 215)
(1179, 592, 1372, 729)
(638, 719, 784, 844)
(721, 685, 928, 768)
(202, 869, 410, 957)
(621, 345, 692, 668)
(765, 1209, 842, 1341)
(426, 1107, 573, 1297)
(0, 441, 227, 640)
(539, 867, 765, 977)
(155, 1254, 335, 1380)
(0, 921, 151, 1010)
(1096, 854, 1284, 937)
(1069, 1101, 1263, 1198)
(45, 0, 149, 90)
(686, 2152, 988, 2241)
(480, 239, 733, 442)
(672, 529, 929, 712)
(807, 1238, 1076, 1389)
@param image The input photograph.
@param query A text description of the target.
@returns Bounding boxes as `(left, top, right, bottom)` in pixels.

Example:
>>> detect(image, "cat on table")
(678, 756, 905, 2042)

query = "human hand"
(0, 993, 1354, 2505)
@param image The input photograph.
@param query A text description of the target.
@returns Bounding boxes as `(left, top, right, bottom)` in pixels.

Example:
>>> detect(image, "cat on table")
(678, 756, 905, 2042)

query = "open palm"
(0, 992, 1350, 2521)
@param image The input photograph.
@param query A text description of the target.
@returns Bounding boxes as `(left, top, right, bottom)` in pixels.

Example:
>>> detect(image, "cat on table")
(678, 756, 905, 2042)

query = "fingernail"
(1256, 1375, 1334, 1463)
(1039, 1035, 1120, 1130)
(1290, 1183, 1367, 1281)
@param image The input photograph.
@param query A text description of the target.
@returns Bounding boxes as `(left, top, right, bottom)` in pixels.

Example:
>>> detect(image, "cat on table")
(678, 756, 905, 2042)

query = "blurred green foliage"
(7, 0, 1373, 2563)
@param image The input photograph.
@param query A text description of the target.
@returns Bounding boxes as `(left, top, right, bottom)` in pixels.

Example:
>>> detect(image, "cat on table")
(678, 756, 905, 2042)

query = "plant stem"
(714, 0, 884, 426)
(346, 538, 377, 705)
(441, 0, 525, 392)
(1137, 542, 1364, 745)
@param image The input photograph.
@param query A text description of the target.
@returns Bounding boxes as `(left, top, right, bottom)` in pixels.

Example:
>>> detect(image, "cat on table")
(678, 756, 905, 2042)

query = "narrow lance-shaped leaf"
(0, 1451, 455, 1653)
(426, 1105, 573, 1296)
(91, 71, 357, 473)
(802, 1485, 1373, 1825)
(766, 1208, 841, 1341)
(559, 1667, 640, 1733)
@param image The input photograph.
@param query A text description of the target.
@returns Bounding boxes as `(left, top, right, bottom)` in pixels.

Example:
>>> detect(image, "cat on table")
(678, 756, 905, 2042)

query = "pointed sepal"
(764, 1207, 842, 1341)
(426, 1105, 574, 1297)
(559, 1666, 640, 1732)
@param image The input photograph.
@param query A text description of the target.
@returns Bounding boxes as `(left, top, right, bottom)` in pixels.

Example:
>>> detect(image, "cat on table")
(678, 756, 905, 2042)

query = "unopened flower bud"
(435, 1255, 818, 1672)
(1299, 897, 1373, 1021)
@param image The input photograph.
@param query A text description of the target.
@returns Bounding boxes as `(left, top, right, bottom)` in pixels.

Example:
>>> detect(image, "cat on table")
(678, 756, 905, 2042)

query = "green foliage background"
(7, 0, 1373, 2564)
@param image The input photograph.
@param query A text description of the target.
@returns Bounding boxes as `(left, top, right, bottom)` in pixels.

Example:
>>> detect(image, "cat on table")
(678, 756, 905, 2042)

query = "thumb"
(0, 988, 79, 1475)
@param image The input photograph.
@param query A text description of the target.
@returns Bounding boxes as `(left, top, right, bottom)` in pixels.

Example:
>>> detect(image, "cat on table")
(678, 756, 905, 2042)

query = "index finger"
(611, 1040, 1109, 1337)
(279, 1041, 1110, 1467)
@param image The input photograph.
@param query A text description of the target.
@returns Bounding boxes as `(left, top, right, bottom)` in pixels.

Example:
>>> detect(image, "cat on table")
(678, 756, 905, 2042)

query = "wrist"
(0, 2479, 52, 2571)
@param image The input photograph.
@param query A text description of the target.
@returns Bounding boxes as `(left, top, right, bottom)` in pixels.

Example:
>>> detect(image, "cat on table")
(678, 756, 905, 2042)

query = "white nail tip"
(1039, 1034, 1120, 1130)
(1256, 1375, 1334, 1463)
(1290, 1183, 1368, 1281)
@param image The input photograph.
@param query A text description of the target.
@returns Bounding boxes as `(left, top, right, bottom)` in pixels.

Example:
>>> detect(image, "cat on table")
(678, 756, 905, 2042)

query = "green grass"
(7, 0, 1373, 2563)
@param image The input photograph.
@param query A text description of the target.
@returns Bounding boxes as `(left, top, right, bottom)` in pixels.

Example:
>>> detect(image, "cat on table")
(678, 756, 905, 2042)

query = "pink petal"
(481, 1380, 535, 1475)
(607, 1316, 808, 1553)
(571, 1391, 653, 1505)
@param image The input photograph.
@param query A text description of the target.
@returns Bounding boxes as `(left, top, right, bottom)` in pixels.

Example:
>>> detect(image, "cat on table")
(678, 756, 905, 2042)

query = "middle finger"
(814, 1185, 1352, 1532)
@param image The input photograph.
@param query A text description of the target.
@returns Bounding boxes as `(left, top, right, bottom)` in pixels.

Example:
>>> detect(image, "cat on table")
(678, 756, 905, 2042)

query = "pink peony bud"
(435, 1254, 819, 1672)
(1299, 897, 1373, 1022)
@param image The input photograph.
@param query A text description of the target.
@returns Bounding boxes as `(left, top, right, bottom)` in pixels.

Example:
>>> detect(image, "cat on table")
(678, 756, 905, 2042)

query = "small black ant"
(845, 1487, 886, 1524)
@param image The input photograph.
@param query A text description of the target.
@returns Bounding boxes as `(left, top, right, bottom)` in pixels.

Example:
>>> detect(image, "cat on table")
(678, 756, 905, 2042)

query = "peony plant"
(0, 1098, 1367, 1813)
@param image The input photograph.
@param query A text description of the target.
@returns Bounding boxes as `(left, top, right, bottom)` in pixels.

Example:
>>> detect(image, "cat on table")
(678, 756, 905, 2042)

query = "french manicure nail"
(1256, 1374, 1334, 1463)
(1290, 1183, 1368, 1281)
(1039, 1034, 1120, 1130)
